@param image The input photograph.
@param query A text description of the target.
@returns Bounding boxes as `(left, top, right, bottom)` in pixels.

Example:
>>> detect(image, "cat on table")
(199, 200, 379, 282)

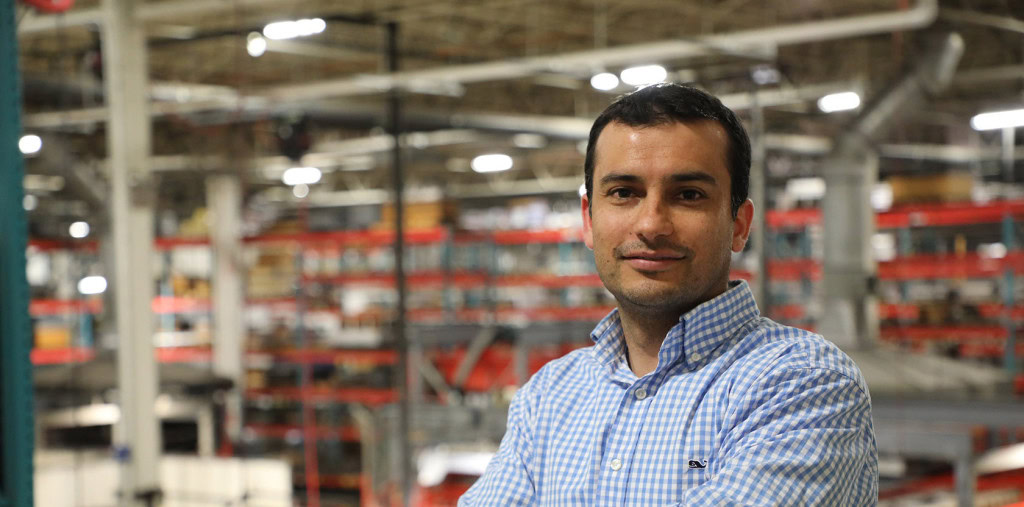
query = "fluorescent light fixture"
(817, 91, 861, 113)
(970, 108, 1024, 131)
(246, 32, 267, 57)
(78, 276, 107, 295)
(22, 194, 37, 211)
(69, 221, 90, 239)
(620, 65, 667, 86)
(292, 183, 310, 198)
(512, 133, 547, 149)
(281, 166, 321, 185)
(471, 154, 513, 173)
(751, 65, 781, 85)
(263, 18, 326, 40)
(590, 72, 619, 91)
(19, 134, 42, 155)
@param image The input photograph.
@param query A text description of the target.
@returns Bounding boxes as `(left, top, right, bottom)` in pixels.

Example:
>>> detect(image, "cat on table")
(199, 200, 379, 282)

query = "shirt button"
(690, 352, 703, 362)
(609, 458, 622, 471)
(634, 387, 647, 400)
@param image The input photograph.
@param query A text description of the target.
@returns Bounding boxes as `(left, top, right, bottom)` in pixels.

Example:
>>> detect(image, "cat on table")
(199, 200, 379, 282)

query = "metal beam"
(0, 0, 34, 504)
(19, 0, 293, 34)
(101, 0, 161, 504)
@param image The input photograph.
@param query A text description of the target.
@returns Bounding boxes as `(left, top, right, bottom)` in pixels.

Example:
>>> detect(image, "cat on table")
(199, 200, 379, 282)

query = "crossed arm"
(460, 366, 877, 506)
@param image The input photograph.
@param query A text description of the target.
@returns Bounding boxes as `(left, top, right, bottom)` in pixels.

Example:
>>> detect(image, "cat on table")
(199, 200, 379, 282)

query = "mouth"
(620, 251, 685, 272)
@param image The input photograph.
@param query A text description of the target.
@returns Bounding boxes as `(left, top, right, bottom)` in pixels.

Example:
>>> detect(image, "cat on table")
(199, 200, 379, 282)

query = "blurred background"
(5, 0, 1024, 505)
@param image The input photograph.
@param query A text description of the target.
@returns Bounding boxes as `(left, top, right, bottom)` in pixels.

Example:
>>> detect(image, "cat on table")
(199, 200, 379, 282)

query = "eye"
(678, 189, 705, 201)
(608, 187, 636, 200)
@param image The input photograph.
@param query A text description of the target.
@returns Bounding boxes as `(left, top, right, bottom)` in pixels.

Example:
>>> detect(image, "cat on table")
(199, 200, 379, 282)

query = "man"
(460, 84, 877, 505)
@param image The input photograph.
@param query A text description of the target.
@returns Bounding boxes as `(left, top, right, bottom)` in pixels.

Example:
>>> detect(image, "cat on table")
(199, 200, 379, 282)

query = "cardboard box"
(888, 171, 973, 206)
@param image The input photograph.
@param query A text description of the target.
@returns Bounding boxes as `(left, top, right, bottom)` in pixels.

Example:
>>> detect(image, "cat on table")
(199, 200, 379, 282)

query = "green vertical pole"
(1003, 214, 1017, 374)
(0, 0, 35, 505)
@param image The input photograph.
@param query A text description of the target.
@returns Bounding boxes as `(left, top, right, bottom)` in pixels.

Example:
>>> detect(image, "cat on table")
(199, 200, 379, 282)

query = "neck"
(617, 306, 679, 377)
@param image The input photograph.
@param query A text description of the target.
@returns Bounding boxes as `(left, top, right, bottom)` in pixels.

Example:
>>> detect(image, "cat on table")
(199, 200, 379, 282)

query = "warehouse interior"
(5, 0, 1024, 505)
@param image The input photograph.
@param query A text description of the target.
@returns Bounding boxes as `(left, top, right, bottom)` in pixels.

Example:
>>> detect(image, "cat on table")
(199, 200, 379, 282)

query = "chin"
(616, 285, 694, 313)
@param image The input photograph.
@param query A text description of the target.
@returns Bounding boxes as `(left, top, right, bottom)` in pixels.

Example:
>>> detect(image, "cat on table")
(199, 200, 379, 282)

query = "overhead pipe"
(258, 0, 935, 102)
(24, 80, 860, 130)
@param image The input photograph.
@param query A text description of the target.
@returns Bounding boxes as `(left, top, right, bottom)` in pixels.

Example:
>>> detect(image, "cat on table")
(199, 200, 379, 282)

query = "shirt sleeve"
(458, 376, 539, 506)
(676, 366, 878, 506)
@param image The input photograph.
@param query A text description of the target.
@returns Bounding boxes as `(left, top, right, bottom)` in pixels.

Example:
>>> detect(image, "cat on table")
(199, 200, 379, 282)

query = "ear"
(581, 193, 594, 250)
(731, 199, 754, 252)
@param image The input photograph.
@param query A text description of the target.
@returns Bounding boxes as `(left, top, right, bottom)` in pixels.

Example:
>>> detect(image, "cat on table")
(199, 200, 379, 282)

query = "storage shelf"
(29, 298, 102, 317)
(775, 303, 1024, 322)
(766, 199, 1024, 229)
(245, 387, 397, 405)
(31, 347, 95, 365)
(294, 473, 362, 490)
(245, 423, 360, 442)
(249, 349, 397, 366)
(880, 325, 1011, 342)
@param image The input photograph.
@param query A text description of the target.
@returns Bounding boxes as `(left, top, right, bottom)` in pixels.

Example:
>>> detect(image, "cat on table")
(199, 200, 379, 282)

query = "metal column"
(819, 33, 963, 351)
(207, 175, 245, 442)
(0, 0, 34, 505)
(748, 95, 769, 309)
(385, 21, 413, 506)
(101, 0, 162, 503)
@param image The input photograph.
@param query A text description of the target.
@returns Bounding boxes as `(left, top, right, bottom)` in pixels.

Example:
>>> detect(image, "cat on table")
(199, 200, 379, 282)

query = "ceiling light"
(19, 134, 42, 155)
(512, 133, 547, 149)
(620, 65, 667, 86)
(263, 18, 326, 41)
(22, 194, 37, 211)
(281, 166, 321, 186)
(471, 154, 513, 173)
(246, 32, 267, 57)
(292, 183, 310, 198)
(817, 91, 860, 113)
(970, 108, 1024, 131)
(590, 72, 619, 91)
(751, 65, 780, 85)
(78, 276, 107, 295)
(69, 221, 90, 239)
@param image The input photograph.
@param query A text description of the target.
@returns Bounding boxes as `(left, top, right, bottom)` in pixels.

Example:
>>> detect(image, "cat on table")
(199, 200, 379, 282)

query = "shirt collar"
(590, 280, 760, 377)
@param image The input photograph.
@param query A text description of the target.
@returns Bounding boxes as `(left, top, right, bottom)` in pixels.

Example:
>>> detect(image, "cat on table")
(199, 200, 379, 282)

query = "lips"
(620, 251, 685, 271)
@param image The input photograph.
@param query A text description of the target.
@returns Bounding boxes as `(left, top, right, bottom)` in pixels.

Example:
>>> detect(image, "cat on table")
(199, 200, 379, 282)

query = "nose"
(634, 195, 674, 241)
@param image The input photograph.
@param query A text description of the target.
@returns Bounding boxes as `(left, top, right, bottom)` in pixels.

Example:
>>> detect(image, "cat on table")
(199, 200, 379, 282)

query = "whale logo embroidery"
(688, 460, 707, 469)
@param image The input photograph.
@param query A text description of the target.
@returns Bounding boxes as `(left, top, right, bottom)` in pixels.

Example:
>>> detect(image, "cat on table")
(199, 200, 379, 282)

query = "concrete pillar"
(207, 175, 245, 442)
(819, 139, 879, 350)
(101, 0, 162, 503)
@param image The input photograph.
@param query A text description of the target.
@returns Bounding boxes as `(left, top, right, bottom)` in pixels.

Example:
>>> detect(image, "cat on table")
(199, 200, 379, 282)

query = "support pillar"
(101, 0, 162, 503)
(820, 141, 880, 350)
(207, 175, 245, 442)
(748, 95, 769, 309)
(0, 0, 34, 504)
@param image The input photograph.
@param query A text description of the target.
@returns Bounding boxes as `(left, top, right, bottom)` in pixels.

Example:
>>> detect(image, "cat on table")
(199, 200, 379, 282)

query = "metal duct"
(819, 32, 964, 351)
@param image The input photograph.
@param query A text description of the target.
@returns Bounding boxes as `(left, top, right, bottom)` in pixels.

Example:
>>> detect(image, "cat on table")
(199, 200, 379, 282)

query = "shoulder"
(729, 318, 869, 396)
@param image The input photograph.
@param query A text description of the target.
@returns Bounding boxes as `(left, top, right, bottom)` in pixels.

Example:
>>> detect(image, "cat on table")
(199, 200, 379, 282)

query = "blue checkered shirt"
(460, 281, 877, 505)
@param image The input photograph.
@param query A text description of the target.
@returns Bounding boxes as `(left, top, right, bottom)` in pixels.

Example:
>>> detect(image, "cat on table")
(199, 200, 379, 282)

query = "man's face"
(582, 120, 753, 316)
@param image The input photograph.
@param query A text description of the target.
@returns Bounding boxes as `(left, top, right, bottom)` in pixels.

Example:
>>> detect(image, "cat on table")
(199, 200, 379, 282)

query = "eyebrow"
(598, 171, 718, 187)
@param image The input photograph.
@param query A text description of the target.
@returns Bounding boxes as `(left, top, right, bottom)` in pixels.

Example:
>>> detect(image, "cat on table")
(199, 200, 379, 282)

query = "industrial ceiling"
(15, 0, 1024, 237)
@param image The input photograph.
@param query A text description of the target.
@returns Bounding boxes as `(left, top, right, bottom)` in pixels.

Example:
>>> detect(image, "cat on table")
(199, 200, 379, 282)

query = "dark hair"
(583, 83, 751, 217)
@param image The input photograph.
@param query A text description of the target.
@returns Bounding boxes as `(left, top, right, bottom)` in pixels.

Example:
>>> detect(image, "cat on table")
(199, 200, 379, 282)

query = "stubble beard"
(597, 249, 732, 319)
